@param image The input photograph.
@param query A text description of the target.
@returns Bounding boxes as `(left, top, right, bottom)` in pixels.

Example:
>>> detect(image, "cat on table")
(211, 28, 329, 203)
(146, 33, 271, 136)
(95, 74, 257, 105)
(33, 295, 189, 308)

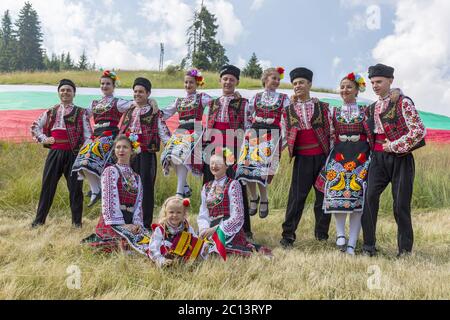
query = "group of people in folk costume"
(30, 62, 426, 265)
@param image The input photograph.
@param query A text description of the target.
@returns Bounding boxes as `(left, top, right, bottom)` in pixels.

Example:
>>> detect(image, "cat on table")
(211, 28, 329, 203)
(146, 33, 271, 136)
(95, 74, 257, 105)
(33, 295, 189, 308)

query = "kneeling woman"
(82, 134, 151, 255)
(198, 149, 272, 257)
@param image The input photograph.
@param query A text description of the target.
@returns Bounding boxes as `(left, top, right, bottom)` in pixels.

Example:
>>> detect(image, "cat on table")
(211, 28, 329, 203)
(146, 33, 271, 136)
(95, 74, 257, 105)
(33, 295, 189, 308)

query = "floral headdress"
(125, 132, 142, 155)
(276, 67, 285, 80)
(102, 70, 119, 82)
(216, 146, 235, 166)
(346, 72, 366, 93)
(187, 68, 205, 87)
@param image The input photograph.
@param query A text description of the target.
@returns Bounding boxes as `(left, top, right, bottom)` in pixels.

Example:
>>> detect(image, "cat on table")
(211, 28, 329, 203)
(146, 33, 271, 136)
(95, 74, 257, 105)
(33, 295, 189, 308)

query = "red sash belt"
(374, 134, 387, 152)
(51, 129, 71, 151)
(295, 129, 324, 156)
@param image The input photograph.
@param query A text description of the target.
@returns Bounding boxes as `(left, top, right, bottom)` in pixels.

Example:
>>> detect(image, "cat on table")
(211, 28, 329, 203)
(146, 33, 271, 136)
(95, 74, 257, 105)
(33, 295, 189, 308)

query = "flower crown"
(125, 132, 141, 154)
(346, 72, 366, 93)
(187, 69, 205, 87)
(102, 70, 119, 82)
(216, 146, 235, 166)
(276, 67, 285, 80)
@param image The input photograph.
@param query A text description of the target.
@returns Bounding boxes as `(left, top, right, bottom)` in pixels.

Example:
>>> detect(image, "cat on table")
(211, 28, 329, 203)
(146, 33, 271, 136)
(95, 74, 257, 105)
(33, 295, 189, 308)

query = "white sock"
(247, 183, 258, 210)
(84, 171, 101, 200)
(334, 213, 347, 246)
(176, 165, 188, 195)
(348, 212, 362, 249)
(258, 185, 269, 211)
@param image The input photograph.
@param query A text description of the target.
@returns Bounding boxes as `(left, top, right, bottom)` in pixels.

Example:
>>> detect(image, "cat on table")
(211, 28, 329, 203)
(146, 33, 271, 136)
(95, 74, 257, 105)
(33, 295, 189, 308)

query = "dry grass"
(0, 142, 449, 300)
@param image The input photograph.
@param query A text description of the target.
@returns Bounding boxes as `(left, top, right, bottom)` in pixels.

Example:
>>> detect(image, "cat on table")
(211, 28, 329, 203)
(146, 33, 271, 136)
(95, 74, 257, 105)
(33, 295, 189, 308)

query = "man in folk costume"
(120, 77, 171, 229)
(203, 65, 253, 240)
(362, 64, 426, 257)
(280, 68, 332, 248)
(31, 79, 92, 228)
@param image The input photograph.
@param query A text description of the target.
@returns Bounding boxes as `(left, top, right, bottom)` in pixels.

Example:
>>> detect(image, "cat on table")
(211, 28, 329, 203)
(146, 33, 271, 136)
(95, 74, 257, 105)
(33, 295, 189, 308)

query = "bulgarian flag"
(212, 227, 227, 261)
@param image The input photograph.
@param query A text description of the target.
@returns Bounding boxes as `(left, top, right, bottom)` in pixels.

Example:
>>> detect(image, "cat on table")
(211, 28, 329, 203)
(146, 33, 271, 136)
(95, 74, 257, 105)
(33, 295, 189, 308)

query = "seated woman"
(82, 134, 151, 256)
(198, 148, 272, 258)
(149, 196, 209, 267)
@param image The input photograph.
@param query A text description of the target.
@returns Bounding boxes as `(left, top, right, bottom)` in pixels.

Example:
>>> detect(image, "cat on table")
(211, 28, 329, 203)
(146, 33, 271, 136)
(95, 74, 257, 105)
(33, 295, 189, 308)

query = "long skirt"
(161, 127, 204, 177)
(322, 141, 371, 214)
(72, 133, 115, 179)
(235, 125, 282, 187)
(82, 215, 152, 255)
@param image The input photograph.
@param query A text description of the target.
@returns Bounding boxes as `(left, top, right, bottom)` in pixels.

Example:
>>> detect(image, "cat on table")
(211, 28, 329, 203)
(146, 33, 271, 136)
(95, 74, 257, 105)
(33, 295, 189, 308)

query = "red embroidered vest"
(207, 98, 247, 130)
(121, 107, 162, 153)
(92, 98, 122, 127)
(366, 96, 425, 153)
(116, 166, 139, 207)
(177, 93, 204, 122)
(43, 105, 85, 154)
(254, 93, 287, 127)
(286, 100, 331, 158)
(205, 178, 233, 223)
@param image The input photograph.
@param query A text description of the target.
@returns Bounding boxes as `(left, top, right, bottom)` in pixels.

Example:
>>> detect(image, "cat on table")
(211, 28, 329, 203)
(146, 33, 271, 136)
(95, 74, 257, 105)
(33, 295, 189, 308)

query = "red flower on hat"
(183, 199, 191, 207)
(347, 73, 356, 81)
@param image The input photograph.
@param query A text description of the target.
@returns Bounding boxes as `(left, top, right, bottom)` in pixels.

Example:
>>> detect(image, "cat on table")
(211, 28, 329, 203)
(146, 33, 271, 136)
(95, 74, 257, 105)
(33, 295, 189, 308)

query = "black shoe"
(280, 238, 294, 249)
(88, 192, 101, 207)
(184, 185, 192, 198)
(249, 196, 260, 216)
(362, 249, 377, 257)
(245, 231, 254, 243)
(86, 190, 92, 198)
(259, 201, 269, 219)
(72, 223, 83, 229)
(336, 236, 347, 252)
(31, 221, 44, 228)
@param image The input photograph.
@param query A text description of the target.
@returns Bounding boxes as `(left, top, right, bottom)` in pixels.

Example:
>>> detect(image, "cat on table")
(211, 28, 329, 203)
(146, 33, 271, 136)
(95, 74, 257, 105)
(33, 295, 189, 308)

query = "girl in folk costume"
(321, 73, 373, 255)
(31, 79, 92, 228)
(149, 196, 209, 267)
(120, 78, 171, 229)
(198, 149, 272, 258)
(161, 69, 212, 198)
(82, 134, 152, 256)
(235, 67, 290, 219)
(72, 71, 148, 207)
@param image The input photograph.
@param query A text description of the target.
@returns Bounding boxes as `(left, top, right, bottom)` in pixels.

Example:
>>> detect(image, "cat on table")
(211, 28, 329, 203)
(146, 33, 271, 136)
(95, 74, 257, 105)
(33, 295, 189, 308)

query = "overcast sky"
(0, 0, 449, 116)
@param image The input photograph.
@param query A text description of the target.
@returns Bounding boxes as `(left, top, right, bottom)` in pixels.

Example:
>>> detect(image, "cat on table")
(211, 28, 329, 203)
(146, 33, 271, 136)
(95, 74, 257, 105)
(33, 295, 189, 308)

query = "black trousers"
(34, 149, 83, 225)
(131, 152, 157, 229)
(282, 154, 331, 241)
(362, 152, 415, 254)
(203, 164, 252, 234)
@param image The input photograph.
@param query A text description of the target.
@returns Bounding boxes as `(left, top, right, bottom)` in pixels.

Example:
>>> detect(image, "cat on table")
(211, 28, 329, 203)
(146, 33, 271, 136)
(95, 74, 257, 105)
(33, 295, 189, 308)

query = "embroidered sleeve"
(149, 227, 167, 267)
(282, 94, 290, 109)
(162, 98, 178, 120)
(101, 167, 126, 225)
(116, 98, 134, 113)
(30, 110, 48, 144)
(157, 112, 172, 145)
(197, 186, 211, 233)
(389, 98, 427, 154)
(242, 99, 252, 130)
(132, 176, 144, 227)
(201, 93, 213, 110)
(82, 110, 93, 141)
(219, 181, 244, 237)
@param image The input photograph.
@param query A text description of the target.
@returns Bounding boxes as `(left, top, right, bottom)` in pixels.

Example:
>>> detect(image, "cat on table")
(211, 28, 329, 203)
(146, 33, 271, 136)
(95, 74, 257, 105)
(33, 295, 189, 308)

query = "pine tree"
(15, 2, 44, 71)
(242, 53, 263, 79)
(65, 52, 74, 70)
(0, 10, 18, 72)
(77, 50, 89, 70)
(185, 5, 229, 71)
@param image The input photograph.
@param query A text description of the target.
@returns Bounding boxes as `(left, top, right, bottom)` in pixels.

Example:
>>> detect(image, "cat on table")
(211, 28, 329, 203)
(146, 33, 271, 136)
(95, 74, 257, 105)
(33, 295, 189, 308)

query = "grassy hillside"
(0, 70, 335, 92)
(0, 142, 449, 299)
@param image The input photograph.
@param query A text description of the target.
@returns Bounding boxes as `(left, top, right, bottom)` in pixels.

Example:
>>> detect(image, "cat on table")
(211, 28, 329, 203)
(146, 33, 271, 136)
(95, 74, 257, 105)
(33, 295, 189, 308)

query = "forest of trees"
(0, 2, 94, 72)
(0, 1, 263, 77)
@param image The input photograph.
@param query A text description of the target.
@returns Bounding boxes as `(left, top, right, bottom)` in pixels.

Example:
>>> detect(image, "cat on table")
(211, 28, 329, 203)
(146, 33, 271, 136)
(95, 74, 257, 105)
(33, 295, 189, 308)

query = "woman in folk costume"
(235, 67, 290, 219)
(321, 73, 373, 255)
(161, 69, 212, 198)
(82, 134, 152, 256)
(149, 196, 210, 267)
(198, 149, 272, 258)
(73, 71, 139, 207)
(120, 77, 171, 229)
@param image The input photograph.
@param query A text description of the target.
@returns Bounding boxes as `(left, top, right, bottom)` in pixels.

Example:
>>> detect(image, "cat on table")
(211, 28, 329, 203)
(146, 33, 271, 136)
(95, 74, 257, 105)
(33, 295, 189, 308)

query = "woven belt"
(54, 139, 69, 144)
(295, 143, 320, 151)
